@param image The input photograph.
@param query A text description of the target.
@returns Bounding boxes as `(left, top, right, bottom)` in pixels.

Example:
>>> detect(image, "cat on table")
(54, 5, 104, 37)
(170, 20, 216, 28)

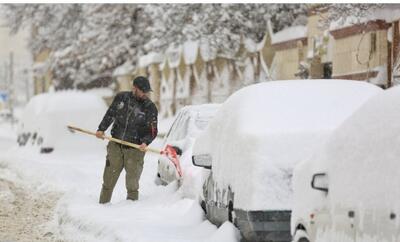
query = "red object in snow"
(161, 145, 183, 177)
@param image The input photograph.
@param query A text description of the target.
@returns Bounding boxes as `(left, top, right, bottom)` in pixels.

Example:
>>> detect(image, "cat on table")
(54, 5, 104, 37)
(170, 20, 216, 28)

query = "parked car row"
(157, 79, 394, 242)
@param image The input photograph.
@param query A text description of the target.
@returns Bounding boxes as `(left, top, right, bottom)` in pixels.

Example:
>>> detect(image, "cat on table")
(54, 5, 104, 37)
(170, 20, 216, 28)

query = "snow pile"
(17, 91, 108, 154)
(199, 38, 217, 62)
(0, 129, 240, 242)
(112, 61, 135, 77)
(183, 40, 199, 64)
(85, 87, 114, 98)
(326, 85, 400, 210)
(138, 52, 163, 68)
(243, 36, 267, 53)
(272, 25, 307, 44)
(194, 80, 382, 211)
(368, 65, 387, 86)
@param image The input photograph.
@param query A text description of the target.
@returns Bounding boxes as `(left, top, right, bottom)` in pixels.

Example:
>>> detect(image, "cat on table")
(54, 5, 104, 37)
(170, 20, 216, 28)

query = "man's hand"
(139, 143, 147, 152)
(96, 131, 105, 140)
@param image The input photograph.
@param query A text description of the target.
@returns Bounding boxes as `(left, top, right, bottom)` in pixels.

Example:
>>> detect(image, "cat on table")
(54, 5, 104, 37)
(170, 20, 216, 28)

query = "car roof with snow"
(193, 79, 382, 211)
(308, 85, 400, 210)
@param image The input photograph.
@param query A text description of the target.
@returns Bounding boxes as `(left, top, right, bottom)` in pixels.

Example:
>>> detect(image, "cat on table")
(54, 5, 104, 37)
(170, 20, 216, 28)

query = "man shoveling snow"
(95, 76, 158, 204)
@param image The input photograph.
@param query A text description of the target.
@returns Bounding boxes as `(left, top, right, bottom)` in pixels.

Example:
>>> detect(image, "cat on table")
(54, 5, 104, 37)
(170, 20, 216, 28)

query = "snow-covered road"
(0, 122, 240, 242)
(0, 175, 61, 242)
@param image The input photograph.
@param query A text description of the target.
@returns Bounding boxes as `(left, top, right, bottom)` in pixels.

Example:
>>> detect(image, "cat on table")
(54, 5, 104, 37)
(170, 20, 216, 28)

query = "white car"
(192, 80, 382, 242)
(291, 85, 400, 242)
(17, 91, 108, 154)
(156, 104, 220, 189)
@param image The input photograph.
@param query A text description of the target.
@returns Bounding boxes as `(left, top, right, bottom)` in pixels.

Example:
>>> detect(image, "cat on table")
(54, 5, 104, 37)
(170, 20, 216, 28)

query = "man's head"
(132, 76, 152, 99)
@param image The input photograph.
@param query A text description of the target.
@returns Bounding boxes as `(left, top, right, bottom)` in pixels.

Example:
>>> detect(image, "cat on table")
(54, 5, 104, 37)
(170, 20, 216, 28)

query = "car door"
(354, 208, 398, 242)
(158, 112, 190, 183)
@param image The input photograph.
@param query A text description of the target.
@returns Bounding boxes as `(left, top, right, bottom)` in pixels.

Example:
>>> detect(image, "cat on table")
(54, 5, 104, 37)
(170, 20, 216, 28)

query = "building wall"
(332, 29, 388, 78)
(33, 48, 53, 95)
(272, 46, 304, 80)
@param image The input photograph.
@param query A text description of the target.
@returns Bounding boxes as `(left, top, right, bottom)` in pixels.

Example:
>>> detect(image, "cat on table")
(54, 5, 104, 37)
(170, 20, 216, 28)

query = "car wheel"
(293, 229, 310, 242)
(200, 200, 207, 214)
(154, 174, 163, 186)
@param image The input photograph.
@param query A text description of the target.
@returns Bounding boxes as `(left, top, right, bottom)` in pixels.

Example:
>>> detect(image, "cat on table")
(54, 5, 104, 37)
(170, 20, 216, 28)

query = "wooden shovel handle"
(67, 125, 161, 154)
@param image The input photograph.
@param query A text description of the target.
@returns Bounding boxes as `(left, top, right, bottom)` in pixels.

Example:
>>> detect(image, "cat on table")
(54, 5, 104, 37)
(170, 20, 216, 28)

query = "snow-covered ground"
(0, 120, 240, 242)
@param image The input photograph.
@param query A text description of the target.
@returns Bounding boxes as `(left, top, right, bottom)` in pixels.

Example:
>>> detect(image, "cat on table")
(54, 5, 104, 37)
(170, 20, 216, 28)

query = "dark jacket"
(97, 91, 158, 145)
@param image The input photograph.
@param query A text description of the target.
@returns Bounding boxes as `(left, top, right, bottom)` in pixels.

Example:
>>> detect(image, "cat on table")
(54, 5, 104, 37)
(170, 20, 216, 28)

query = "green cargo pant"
(99, 141, 145, 204)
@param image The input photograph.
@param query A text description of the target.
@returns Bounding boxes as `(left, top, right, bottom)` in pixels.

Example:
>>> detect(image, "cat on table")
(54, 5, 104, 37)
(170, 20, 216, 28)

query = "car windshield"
(164, 108, 216, 144)
(165, 114, 190, 142)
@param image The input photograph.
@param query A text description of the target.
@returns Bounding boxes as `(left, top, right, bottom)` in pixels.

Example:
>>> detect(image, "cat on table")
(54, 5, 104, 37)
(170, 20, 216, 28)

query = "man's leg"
(124, 148, 145, 201)
(99, 142, 123, 204)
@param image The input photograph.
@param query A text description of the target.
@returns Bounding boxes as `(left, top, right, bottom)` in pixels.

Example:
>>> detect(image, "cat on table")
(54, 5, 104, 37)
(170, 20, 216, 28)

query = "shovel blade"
(162, 145, 183, 177)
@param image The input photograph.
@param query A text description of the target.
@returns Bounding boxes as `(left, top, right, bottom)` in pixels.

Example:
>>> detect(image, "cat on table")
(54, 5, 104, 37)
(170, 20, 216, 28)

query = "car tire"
(293, 229, 310, 242)
(154, 174, 163, 186)
(200, 200, 207, 214)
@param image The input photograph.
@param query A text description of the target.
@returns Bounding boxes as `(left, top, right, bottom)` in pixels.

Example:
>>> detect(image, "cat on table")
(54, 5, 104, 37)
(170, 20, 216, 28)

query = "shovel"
(67, 125, 183, 177)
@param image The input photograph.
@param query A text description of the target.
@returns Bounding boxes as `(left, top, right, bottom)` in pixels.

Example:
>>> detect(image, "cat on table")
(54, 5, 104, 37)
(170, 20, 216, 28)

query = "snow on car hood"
(193, 80, 382, 210)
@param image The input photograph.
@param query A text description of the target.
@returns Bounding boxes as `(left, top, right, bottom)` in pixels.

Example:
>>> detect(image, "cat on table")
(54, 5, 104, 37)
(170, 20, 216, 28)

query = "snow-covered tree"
(1, 4, 308, 89)
(145, 4, 307, 58)
(317, 4, 382, 28)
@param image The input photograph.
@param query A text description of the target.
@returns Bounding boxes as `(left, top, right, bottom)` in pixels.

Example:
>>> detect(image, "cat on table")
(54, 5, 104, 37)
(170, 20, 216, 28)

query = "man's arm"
(141, 103, 158, 146)
(97, 94, 120, 133)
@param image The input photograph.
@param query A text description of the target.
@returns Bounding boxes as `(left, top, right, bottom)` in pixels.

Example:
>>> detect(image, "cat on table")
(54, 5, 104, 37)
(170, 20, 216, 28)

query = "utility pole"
(23, 68, 30, 102)
(8, 51, 15, 125)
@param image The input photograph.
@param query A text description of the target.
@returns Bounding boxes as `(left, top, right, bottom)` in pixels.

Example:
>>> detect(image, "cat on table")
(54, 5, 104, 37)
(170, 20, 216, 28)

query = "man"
(96, 76, 158, 204)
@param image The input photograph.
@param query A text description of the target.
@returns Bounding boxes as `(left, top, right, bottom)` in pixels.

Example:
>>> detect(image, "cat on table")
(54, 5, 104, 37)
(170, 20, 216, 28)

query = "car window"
(194, 117, 211, 130)
(165, 113, 190, 144)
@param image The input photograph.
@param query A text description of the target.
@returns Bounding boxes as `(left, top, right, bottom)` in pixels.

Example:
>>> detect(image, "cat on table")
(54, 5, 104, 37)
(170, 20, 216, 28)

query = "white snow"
(328, 85, 400, 209)
(193, 80, 382, 211)
(112, 61, 135, 77)
(183, 40, 199, 64)
(0, 92, 239, 242)
(138, 52, 163, 68)
(271, 25, 307, 44)
(369, 65, 387, 85)
(243, 36, 267, 53)
(199, 38, 217, 62)
(292, 84, 400, 242)
(85, 87, 114, 98)
(158, 104, 220, 198)
(17, 91, 108, 154)
(166, 45, 183, 69)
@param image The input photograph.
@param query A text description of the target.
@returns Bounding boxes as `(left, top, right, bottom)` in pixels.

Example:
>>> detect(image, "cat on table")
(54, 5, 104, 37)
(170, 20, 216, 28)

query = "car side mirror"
(192, 154, 212, 169)
(311, 173, 329, 193)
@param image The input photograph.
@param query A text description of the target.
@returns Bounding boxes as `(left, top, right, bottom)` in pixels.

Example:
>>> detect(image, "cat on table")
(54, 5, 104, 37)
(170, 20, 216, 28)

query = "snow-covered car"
(191, 80, 382, 242)
(17, 91, 108, 154)
(291, 85, 400, 242)
(156, 104, 220, 188)
(0, 109, 12, 122)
